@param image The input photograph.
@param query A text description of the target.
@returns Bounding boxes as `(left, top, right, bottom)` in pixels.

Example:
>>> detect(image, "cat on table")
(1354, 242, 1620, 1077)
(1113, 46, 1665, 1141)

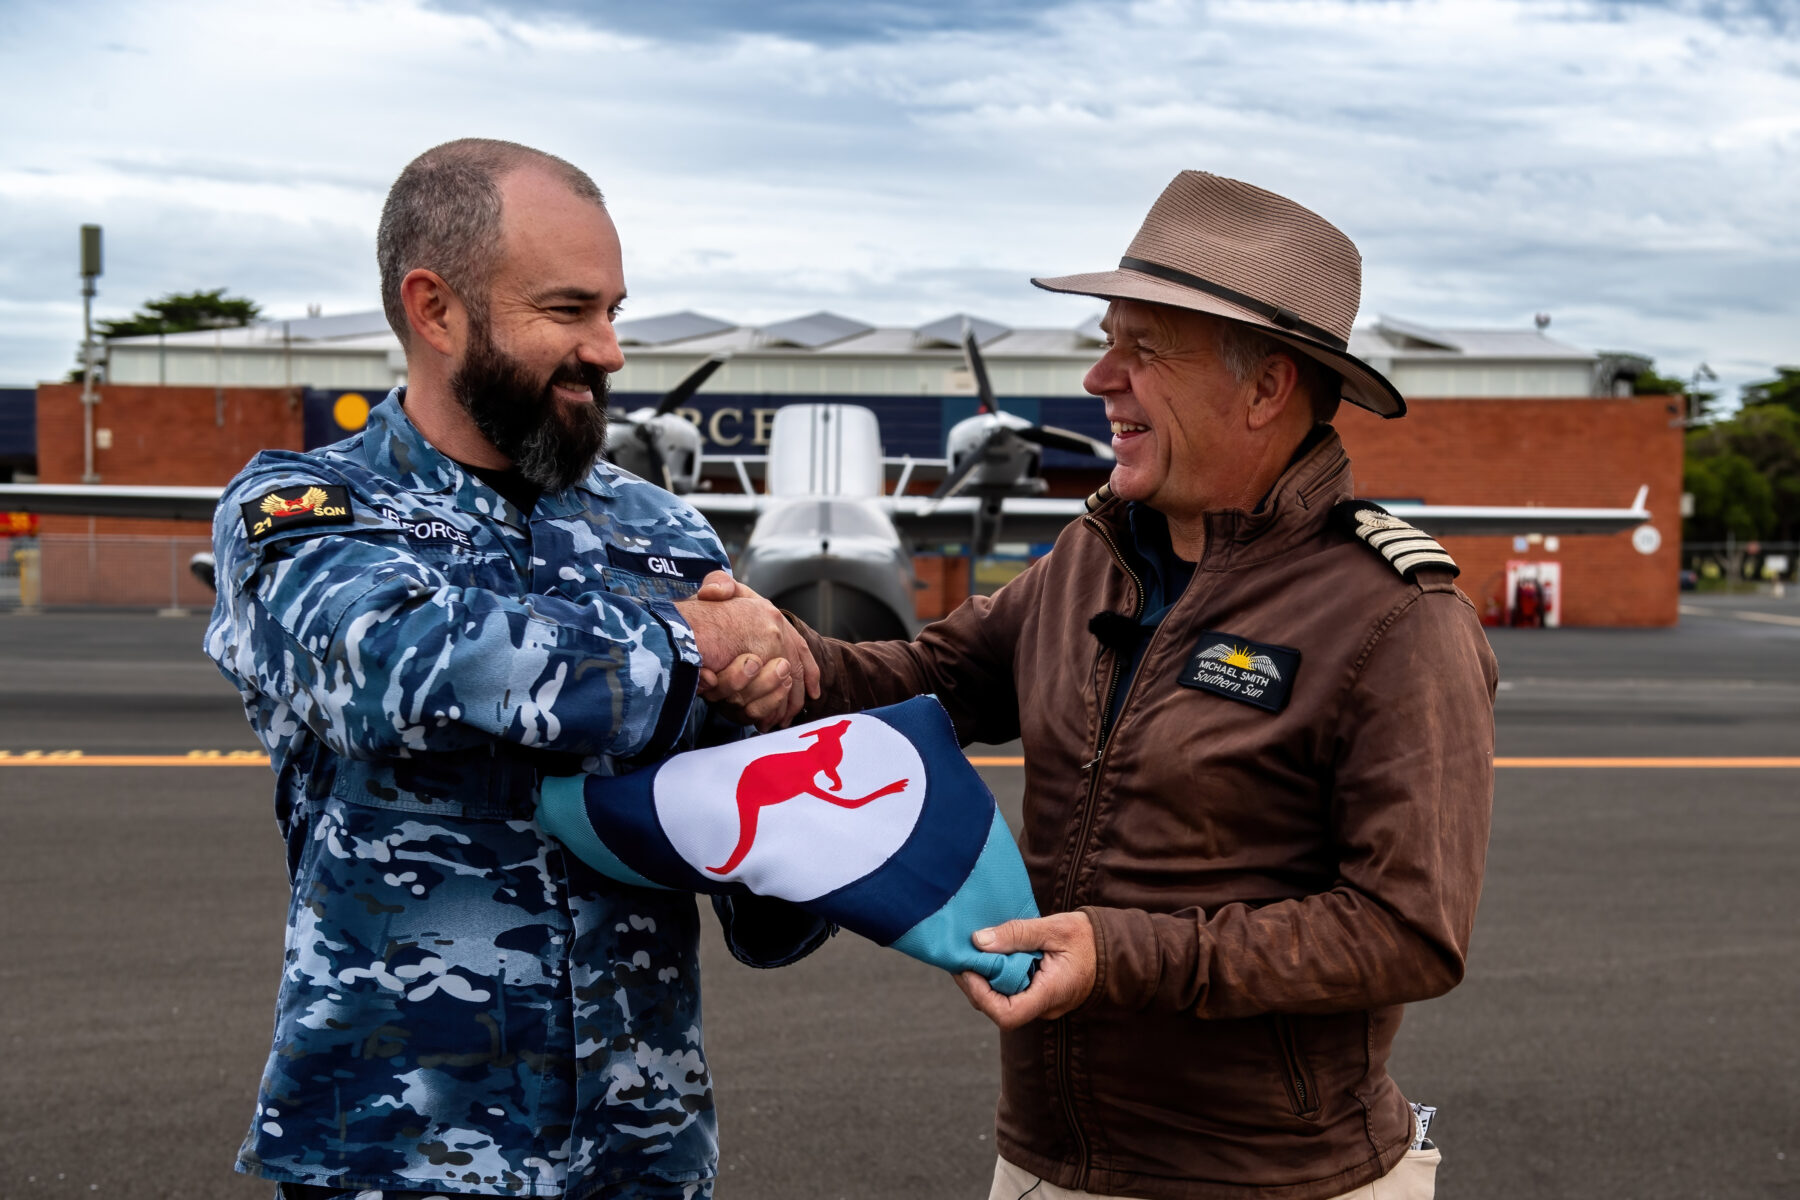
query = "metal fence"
(1, 534, 215, 612)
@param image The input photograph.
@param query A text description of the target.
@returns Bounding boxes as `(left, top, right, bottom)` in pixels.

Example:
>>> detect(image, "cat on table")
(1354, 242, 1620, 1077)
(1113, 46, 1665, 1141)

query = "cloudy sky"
(1, 0, 1794, 404)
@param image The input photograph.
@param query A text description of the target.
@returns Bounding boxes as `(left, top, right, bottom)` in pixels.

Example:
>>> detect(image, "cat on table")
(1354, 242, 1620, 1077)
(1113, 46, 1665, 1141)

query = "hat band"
(1117, 256, 1348, 351)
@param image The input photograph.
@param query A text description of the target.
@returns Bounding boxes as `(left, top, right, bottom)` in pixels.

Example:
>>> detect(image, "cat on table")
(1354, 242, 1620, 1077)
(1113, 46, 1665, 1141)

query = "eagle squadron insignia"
(261, 487, 329, 518)
(241, 484, 354, 541)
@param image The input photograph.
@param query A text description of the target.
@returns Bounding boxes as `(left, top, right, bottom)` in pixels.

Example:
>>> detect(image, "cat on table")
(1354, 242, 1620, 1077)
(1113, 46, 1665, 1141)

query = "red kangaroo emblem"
(707, 719, 910, 875)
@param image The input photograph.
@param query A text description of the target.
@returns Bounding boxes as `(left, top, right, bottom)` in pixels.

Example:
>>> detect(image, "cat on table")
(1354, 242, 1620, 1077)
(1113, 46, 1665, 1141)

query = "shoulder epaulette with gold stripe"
(1084, 482, 1115, 512)
(1333, 500, 1459, 579)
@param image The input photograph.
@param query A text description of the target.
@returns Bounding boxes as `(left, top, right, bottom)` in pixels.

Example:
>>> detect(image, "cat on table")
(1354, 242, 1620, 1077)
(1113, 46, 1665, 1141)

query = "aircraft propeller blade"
(960, 325, 1111, 462)
(961, 321, 997, 416)
(1015, 423, 1115, 461)
(655, 352, 732, 416)
(930, 425, 1007, 499)
(633, 421, 672, 491)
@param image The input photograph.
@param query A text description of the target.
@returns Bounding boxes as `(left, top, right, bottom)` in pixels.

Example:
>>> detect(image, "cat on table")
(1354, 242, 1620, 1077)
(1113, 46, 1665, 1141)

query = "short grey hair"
(377, 138, 605, 342)
(1213, 320, 1343, 424)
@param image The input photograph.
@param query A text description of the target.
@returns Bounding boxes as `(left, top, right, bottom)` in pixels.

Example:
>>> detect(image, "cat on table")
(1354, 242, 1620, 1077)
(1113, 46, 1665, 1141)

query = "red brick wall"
(1335, 394, 1684, 627)
(911, 554, 974, 621)
(33, 385, 304, 605)
(35, 383, 304, 539)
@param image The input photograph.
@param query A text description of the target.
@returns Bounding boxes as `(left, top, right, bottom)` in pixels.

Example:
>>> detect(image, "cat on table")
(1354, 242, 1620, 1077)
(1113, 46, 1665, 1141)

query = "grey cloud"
(96, 155, 388, 194)
(1590, 0, 1799, 32)
(422, 0, 1072, 45)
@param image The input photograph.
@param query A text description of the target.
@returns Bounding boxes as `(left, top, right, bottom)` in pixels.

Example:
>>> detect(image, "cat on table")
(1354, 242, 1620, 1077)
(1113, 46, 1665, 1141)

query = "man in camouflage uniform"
(207, 139, 822, 1200)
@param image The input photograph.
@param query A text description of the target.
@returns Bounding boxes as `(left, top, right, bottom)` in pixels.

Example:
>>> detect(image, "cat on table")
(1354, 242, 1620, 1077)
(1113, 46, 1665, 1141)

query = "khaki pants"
(988, 1145, 1441, 1200)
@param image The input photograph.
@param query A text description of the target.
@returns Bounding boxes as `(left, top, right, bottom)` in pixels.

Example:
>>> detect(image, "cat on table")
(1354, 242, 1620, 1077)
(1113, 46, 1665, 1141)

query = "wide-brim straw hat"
(1033, 171, 1405, 418)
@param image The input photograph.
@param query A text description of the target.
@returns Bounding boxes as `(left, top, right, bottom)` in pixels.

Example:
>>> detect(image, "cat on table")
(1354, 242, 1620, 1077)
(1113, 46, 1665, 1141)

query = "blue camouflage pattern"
(207, 389, 807, 1197)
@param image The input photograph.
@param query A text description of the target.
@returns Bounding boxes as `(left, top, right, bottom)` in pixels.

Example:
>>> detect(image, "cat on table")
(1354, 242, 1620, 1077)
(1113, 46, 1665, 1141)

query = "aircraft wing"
(1386, 486, 1652, 536)
(889, 490, 1655, 549)
(888, 495, 1086, 547)
(1385, 504, 1650, 536)
(680, 492, 763, 547)
(0, 482, 1654, 542)
(0, 483, 223, 521)
(0, 481, 773, 543)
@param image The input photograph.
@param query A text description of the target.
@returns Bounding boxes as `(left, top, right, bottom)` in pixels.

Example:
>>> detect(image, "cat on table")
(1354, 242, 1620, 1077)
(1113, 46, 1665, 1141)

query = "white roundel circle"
(1631, 524, 1663, 556)
(653, 713, 927, 902)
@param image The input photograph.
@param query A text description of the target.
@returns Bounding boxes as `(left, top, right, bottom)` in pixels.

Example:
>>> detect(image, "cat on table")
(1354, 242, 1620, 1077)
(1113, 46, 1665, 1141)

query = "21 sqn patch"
(241, 485, 354, 541)
(1178, 631, 1300, 713)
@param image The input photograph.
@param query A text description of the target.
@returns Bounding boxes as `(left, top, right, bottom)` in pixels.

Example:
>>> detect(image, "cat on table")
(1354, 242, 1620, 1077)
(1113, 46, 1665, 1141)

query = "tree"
(1741, 366, 1800, 416)
(1685, 403, 1800, 548)
(96, 288, 261, 339)
(1683, 451, 1774, 542)
(70, 288, 262, 381)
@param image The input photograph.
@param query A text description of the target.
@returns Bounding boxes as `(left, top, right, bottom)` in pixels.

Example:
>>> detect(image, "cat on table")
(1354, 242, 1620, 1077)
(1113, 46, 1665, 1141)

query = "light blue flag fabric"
(539, 695, 1040, 994)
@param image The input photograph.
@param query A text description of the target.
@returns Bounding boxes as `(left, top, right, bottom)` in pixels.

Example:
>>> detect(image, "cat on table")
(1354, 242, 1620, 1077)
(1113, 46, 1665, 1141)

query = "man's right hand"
(675, 572, 820, 729)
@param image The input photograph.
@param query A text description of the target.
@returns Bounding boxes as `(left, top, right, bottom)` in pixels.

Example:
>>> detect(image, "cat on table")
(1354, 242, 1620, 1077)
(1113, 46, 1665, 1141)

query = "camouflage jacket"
(206, 390, 823, 1198)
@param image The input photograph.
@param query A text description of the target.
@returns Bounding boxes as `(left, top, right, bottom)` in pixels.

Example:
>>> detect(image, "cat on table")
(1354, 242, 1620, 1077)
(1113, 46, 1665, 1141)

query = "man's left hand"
(955, 912, 1097, 1030)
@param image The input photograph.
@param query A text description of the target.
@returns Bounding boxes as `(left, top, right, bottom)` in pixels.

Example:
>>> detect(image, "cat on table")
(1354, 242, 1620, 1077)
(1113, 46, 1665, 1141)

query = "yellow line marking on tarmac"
(0, 750, 269, 766)
(4, 753, 1798, 769)
(1496, 756, 1800, 768)
(1680, 604, 1800, 627)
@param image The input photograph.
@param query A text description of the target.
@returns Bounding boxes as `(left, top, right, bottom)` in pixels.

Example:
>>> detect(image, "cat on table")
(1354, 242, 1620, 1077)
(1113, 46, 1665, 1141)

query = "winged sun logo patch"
(1199, 643, 1283, 682)
(1180, 631, 1300, 713)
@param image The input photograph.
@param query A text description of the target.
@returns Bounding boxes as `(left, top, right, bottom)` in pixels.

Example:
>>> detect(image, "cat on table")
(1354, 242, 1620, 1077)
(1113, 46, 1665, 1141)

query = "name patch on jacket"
(606, 545, 714, 583)
(1178, 631, 1300, 713)
(242, 485, 354, 540)
(379, 506, 474, 548)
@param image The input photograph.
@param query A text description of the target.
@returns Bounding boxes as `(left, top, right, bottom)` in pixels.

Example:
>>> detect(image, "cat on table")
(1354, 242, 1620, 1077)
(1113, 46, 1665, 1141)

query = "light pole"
(79, 224, 102, 483)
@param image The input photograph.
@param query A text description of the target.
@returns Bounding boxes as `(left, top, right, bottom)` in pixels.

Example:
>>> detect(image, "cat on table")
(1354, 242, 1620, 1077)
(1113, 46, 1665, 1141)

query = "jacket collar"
(361, 387, 619, 519)
(1087, 424, 1355, 570)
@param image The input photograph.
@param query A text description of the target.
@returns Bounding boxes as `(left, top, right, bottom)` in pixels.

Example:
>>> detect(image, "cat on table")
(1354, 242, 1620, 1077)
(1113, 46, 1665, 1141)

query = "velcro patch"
(1178, 631, 1300, 713)
(241, 485, 354, 541)
(1335, 500, 1459, 579)
(606, 545, 716, 584)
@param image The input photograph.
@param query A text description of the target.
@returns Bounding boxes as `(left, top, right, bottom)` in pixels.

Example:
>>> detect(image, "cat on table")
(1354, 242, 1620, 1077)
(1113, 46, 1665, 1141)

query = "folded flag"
(538, 695, 1040, 994)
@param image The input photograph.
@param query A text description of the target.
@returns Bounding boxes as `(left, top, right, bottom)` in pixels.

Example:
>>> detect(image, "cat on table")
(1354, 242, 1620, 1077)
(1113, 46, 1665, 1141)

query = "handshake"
(674, 571, 821, 732)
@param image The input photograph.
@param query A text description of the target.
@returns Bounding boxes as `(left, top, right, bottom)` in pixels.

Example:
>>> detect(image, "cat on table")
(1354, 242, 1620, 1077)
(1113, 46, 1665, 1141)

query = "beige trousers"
(988, 1145, 1441, 1200)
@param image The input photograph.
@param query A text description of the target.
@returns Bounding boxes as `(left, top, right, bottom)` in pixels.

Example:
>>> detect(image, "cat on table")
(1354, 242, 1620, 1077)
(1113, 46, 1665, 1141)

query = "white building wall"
(107, 338, 1595, 400)
(108, 345, 399, 389)
(608, 355, 1095, 397)
(1389, 362, 1594, 398)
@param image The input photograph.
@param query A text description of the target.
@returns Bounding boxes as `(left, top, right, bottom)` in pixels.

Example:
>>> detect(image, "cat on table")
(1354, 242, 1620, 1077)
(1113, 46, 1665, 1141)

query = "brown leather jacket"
(794, 429, 1497, 1200)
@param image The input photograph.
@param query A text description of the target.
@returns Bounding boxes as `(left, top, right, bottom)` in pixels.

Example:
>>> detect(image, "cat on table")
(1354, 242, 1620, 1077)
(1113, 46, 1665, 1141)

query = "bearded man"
(207, 138, 822, 1200)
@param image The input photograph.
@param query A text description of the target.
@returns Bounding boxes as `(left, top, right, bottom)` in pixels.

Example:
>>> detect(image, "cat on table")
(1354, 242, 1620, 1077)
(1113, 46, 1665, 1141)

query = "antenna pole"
(79, 224, 103, 483)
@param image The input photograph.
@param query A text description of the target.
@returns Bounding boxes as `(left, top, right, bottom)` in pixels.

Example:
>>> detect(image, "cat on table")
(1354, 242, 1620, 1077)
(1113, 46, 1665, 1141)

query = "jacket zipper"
(1056, 515, 1146, 1186)
(1271, 1014, 1321, 1117)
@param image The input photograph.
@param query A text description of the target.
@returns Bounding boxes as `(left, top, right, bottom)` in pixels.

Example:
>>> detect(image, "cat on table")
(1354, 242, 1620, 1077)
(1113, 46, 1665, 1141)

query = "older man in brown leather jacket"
(728, 172, 1497, 1200)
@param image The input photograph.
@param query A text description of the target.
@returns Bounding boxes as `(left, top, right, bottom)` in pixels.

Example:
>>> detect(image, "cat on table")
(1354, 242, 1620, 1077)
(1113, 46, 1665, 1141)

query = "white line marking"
(1681, 604, 1800, 627)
